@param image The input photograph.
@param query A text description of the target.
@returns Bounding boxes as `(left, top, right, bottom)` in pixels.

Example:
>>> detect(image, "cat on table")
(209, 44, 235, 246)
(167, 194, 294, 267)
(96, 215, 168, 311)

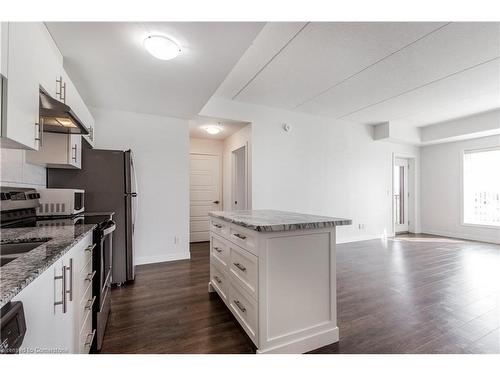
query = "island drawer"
(210, 233, 229, 269)
(210, 218, 230, 237)
(229, 283, 258, 345)
(210, 262, 228, 302)
(229, 243, 258, 299)
(229, 225, 257, 254)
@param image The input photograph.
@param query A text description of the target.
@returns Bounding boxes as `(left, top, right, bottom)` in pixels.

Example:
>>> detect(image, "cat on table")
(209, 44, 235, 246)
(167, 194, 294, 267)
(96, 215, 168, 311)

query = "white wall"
(0, 148, 46, 188)
(201, 97, 420, 243)
(92, 107, 190, 264)
(421, 135, 500, 244)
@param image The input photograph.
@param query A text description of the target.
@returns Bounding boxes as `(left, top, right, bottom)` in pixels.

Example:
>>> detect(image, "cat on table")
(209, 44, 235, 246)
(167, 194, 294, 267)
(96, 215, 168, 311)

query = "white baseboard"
(257, 326, 339, 354)
(336, 234, 383, 244)
(135, 251, 191, 266)
(421, 229, 500, 244)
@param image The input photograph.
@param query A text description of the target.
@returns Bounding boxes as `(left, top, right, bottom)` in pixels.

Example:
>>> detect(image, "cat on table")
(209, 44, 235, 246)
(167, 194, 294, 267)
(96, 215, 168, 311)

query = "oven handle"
(103, 221, 116, 236)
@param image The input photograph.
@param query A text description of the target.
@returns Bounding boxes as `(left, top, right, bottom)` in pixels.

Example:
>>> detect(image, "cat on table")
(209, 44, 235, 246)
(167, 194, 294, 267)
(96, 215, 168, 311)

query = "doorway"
(394, 157, 409, 234)
(232, 145, 247, 210)
(189, 153, 221, 242)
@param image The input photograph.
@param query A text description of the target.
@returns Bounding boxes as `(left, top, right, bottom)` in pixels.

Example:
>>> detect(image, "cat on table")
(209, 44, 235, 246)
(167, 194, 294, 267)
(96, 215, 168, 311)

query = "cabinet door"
(62, 70, 95, 147)
(4, 22, 41, 150)
(0, 22, 7, 76)
(11, 258, 71, 353)
(25, 132, 82, 169)
(37, 24, 63, 99)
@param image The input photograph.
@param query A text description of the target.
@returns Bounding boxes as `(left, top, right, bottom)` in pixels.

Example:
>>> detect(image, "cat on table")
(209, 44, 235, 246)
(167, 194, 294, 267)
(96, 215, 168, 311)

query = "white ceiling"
(189, 116, 248, 140)
(214, 22, 500, 127)
(46, 22, 264, 119)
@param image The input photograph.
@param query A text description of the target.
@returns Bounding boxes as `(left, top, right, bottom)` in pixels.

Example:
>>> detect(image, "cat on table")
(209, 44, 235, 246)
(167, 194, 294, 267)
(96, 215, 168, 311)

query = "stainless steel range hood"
(39, 89, 89, 135)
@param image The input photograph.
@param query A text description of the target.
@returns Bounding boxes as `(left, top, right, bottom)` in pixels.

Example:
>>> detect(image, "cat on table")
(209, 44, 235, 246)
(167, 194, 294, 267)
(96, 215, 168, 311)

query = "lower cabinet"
(12, 232, 94, 354)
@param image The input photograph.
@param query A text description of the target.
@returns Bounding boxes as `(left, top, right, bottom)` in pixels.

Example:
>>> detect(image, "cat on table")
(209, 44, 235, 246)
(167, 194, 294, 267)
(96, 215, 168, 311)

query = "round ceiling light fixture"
(144, 35, 181, 60)
(204, 125, 222, 135)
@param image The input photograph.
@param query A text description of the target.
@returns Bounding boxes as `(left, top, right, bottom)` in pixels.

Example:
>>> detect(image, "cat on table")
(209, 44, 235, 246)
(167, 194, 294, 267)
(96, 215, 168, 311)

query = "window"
(463, 148, 500, 227)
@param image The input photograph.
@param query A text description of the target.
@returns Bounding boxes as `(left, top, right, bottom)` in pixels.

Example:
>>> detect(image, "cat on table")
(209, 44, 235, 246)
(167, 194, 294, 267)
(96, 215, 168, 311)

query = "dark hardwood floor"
(100, 235, 500, 354)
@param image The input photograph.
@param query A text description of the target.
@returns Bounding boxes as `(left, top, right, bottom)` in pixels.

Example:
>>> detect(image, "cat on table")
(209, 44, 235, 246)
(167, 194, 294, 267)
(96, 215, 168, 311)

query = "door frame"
(189, 152, 223, 243)
(392, 153, 417, 236)
(231, 143, 249, 210)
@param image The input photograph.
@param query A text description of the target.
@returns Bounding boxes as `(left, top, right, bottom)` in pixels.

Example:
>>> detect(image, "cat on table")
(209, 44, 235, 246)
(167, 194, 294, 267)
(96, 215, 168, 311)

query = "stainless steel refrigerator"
(47, 145, 137, 284)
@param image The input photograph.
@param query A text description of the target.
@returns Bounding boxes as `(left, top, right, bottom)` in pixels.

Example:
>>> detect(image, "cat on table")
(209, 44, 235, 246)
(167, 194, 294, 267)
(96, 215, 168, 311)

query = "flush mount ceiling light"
(204, 125, 222, 135)
(143, 35, 181, 60)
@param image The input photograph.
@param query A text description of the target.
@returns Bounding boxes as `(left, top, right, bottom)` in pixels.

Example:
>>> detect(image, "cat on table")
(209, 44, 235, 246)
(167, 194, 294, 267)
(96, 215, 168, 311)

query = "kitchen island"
(208, 210, 351, 354)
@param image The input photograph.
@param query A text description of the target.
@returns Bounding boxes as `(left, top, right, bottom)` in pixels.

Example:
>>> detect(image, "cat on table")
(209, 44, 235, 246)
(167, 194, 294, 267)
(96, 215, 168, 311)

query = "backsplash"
(0, 148, 46, 188)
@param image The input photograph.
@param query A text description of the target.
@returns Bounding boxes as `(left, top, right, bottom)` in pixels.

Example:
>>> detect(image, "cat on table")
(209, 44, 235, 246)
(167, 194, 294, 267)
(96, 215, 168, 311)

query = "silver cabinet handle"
(233, 233, 247, 240)
(54, 265, 67, 313)
(62, 82, 66, 103)
(34, 119, 43, 147)
(85, 243, 96, 253)
(56, 76, 63, 101)
(84, 329, 96, 348)
(234, 299, 247, 313)
(85, 270, 96, 282)
(71, 144, 77, 162)
(214, 276, 222, 284)
(85, 296, 96, 311)
(233, 262, 246, 272)
(66, 258, 73, 302)
(213, 223, 222, 229)
(214, 246, 223, 253)
(89, 126, 94, 141)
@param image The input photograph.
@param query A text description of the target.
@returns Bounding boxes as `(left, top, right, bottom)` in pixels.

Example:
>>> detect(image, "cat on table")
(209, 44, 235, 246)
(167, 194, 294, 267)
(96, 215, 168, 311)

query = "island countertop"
(0, 224, 96, 309)
(208, 209, 351, 232)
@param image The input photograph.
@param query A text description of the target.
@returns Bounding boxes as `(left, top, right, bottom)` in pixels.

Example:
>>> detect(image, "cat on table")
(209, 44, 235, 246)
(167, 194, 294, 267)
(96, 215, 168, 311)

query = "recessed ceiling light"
(144, 35, 181, 60)
(204, 125, 222, 135)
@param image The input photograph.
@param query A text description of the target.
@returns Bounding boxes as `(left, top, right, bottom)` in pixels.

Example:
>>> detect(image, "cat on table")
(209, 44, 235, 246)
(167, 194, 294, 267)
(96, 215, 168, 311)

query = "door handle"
(213, 200, 219, 204)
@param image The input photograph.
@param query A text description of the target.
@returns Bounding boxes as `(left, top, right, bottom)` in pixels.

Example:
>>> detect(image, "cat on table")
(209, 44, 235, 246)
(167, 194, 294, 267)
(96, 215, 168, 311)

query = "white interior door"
(190, 154, 221, 242)
(394, 158, 409, 233)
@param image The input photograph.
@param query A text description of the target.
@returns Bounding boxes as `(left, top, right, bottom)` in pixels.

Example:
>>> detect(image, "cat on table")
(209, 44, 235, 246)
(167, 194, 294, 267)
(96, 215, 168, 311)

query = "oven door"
(73, 191, 84, 214)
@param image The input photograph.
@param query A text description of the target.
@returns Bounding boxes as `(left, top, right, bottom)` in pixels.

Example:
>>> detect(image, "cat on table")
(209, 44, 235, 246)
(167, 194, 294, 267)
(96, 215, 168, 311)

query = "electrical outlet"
(358, 223, 366, 230)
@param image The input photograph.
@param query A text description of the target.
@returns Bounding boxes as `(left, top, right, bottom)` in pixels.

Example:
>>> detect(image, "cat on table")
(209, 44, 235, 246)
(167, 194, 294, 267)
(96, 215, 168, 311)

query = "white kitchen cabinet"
(0, 22, 8, 77)
(26, 132, 82, 169)
(0, 22, 41, 150)
(11, 232, 93, 354)
(62, 70, 95, 147)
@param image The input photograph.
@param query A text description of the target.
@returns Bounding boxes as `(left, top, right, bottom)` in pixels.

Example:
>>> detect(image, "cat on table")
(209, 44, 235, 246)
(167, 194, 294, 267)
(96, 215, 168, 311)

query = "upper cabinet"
(0, 22, 95, 155)
(0, 23, 7, 76)
(62, 70, 95, 148)
(1, 23, 42, 150)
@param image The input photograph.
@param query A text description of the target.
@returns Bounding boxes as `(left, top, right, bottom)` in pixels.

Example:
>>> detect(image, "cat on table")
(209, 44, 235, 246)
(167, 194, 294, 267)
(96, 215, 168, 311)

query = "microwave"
(36, 188, 85, 216)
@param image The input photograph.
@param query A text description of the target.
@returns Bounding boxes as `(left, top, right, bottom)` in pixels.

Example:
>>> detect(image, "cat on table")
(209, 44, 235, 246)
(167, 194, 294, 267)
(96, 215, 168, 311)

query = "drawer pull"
(214, 276, 222, 284)
(233, 262, 247, 272)
(233, 233, 247, 240)
(213, 223, 222, 229)
(85, 296, 96, 310)
(85, 243, 96, 253)
(85, 270, 96, 282)
(214, 246, 223, 253)
(84, 329, 96, 347)
(234, 299, 247, 313)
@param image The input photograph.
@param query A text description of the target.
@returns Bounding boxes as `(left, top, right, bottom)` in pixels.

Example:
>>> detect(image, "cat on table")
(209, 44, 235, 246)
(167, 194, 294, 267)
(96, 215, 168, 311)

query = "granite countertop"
(0, 224, 96, 308)
(209, 210, 352, 232)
